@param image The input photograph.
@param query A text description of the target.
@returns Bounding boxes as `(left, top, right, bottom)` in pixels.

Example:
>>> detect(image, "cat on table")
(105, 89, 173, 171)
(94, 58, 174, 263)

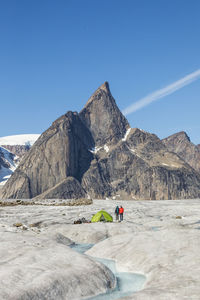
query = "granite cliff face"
(162, 131, 200, 174)
(1, 83, 200, 200)
(0, 111, 93, 199)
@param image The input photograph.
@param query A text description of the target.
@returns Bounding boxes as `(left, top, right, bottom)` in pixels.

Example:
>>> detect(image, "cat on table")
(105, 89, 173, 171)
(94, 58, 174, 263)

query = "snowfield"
(0, 134, 40, 146)
(0, 199, 200, 299)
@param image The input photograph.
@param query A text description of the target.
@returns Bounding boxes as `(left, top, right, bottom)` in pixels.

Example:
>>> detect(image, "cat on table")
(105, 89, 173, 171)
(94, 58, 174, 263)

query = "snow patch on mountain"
(122, 127, 131, 141)
(0, 134, 40, 146)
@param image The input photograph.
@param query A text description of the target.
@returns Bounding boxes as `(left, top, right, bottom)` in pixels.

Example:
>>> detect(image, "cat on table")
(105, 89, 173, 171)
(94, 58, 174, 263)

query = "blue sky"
(0, 0, 200, 144)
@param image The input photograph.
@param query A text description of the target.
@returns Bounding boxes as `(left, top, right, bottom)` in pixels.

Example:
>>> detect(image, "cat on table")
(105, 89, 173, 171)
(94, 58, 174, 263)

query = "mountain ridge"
(1, 82, 200, 200)
(163, 131, 200, 173)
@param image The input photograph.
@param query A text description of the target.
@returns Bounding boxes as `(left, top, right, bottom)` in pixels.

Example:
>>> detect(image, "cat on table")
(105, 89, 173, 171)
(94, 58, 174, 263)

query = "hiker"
(119, 206, 124, 221)
(115, 206, 119, 221)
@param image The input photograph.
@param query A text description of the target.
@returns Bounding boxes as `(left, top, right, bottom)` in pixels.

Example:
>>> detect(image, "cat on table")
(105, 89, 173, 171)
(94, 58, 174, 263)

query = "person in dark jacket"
(115, 206, 119, 221)
(119, 206, 124, 221)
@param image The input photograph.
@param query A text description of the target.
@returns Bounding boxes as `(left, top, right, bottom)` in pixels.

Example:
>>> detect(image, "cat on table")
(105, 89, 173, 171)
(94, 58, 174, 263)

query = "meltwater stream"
(70, 243, 146, 300)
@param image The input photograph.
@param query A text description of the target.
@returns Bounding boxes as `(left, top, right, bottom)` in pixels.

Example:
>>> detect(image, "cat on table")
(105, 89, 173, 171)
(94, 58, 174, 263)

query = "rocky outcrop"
(162, 131, 200, 174)
(33, 177, 86, 200)
(1, 83, 200, 200)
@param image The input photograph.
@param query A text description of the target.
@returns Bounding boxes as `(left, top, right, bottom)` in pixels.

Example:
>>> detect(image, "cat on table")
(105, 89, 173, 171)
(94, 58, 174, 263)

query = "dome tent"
(91, 210, 113, 223)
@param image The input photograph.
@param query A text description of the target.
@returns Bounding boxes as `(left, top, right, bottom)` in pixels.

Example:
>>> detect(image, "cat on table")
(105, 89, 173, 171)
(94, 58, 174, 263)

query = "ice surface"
(87, 258, 145, 300)
(70, 243, 94, 254)
(0, 199, 200, 299)
(70, 245, 145, 300)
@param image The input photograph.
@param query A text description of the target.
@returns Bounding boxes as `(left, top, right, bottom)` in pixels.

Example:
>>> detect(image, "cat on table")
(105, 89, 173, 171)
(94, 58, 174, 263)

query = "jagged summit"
(98, 81, 110, 93)
(83, 82, 111, 107)
(164, 131, 191, 143)
(79, 82, 130, 146)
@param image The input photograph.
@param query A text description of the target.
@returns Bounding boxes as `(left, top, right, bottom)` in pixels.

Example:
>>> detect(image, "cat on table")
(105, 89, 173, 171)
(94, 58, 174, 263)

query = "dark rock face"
(163, 131, 200, 174)
(81, 128, 200, 200)
(1, 83, 200, 200)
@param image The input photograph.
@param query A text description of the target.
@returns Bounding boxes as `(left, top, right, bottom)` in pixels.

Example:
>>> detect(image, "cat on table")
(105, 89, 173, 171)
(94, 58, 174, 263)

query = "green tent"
(91, 210, 113, 223)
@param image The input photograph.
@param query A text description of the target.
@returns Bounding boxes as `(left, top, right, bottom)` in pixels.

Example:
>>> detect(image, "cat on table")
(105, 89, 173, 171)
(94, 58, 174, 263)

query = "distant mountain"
(162, 131, 200, 173)
(0, 134, 40, 186)
(0, 134, 40, 157)
(0, 147, 18, 187)
(0, 134, 40, 146)
(1, 83, 200, 200)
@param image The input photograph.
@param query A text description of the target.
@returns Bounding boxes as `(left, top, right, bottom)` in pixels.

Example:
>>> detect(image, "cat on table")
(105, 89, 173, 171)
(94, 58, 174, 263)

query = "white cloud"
(122, 69, 200, 116)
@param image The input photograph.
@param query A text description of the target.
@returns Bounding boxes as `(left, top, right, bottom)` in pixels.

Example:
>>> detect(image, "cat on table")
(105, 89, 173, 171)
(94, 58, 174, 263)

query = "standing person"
(119, 206, 124, 221)
(115, 206, 119, 221)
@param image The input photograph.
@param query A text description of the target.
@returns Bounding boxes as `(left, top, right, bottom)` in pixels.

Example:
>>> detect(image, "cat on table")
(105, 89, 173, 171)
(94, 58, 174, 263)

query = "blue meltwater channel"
(70, 243, 146, 300)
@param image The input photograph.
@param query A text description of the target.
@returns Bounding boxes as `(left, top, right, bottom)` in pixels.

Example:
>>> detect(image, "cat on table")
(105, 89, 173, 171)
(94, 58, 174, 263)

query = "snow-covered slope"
(0, 134, 40, 187)
(0, 147, 18, 186)
(0, 134, 40, 146)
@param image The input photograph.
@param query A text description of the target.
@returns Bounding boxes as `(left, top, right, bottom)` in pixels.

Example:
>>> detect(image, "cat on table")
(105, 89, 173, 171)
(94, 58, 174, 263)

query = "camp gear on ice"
(91, 210, 113, 222)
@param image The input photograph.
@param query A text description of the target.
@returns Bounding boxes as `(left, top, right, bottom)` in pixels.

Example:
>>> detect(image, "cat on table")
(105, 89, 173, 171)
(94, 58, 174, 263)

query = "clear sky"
(1, 0, 200, 144)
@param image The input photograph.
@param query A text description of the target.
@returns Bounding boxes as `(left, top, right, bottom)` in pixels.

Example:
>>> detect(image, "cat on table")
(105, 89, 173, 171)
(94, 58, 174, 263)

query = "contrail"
(122, 69, 200, 116)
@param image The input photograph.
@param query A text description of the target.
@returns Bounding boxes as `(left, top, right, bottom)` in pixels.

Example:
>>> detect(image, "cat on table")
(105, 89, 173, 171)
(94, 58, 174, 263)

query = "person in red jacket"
(119, 206, 124, 221)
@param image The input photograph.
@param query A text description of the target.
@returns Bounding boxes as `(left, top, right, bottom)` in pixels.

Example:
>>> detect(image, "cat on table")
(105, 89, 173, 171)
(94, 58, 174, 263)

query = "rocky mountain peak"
(163, 131, 200, 173)
(165, 131, 191, 144)
(79, 82, 130, 146)
(1, 83, 200, 200)
(176, 131, 191, 142)
(98, 81, 110, 93)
